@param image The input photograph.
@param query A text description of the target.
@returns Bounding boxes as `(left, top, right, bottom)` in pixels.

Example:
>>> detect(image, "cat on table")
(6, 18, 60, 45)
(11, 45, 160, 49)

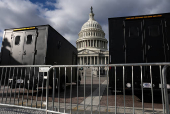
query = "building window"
(15, 36, 20, 45)
(26, 35, 32, 44)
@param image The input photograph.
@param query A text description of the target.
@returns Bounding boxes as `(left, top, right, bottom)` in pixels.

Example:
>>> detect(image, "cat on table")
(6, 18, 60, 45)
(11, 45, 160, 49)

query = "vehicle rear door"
(11, 31, 25, 65)
(22, 30, 37, 65)
(144, 18, 165, 81)
(124, 20, 143, 63)
(124, 20, 143, 81)
(144, 18, 165, 62)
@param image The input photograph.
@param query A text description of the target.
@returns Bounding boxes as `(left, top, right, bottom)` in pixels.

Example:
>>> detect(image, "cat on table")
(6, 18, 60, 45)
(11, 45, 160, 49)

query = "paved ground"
(0, 76, 168, 114)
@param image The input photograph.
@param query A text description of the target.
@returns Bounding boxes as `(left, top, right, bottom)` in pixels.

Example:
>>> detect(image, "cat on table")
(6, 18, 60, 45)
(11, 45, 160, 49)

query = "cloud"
(0, 0, 48, 29)
(42, 0, 170, 46)
(0, 0, 170, 48)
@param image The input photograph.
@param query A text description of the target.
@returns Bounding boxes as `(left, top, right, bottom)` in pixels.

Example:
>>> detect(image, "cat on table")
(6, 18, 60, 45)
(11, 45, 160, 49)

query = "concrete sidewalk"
(0, 104, 165, 114)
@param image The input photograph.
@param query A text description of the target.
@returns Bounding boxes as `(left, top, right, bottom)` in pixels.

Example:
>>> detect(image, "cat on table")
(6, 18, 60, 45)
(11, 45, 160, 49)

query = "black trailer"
(0, 25, 80, 90)
(109, 13, 170, 93)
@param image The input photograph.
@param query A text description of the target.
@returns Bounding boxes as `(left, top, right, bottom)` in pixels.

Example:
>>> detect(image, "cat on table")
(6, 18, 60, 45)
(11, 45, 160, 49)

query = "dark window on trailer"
(129, 27, 139, 37)
(148, 25, 160, 37)
(26, 35, 32, 44)
(15, 36, 20, 45)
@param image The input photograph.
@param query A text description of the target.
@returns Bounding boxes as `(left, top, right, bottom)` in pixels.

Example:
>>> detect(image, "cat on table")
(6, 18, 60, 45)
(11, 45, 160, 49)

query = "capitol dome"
(76, 7, 109, 74)
(76, 7, 108, 51)
(81, 18, 102, 31)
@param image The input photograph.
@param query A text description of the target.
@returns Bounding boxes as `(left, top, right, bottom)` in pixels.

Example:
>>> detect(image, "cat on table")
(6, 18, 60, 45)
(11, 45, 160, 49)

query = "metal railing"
(0, 65, 51, 113)
(0, 63, 169, 114)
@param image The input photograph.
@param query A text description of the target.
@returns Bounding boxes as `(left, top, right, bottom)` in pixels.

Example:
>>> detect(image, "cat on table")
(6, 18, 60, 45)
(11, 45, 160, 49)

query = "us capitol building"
(76, 7, 109, 75)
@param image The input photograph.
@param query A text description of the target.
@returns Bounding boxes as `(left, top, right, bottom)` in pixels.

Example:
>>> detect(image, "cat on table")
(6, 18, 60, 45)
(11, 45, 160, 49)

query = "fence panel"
(0, 65, 51, 113)
(0, 63, 169, 114)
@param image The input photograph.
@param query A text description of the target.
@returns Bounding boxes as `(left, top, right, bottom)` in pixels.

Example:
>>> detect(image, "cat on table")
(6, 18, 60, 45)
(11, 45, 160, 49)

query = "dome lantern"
(89, 6, 95, 21)
(80, 7, 103, 31)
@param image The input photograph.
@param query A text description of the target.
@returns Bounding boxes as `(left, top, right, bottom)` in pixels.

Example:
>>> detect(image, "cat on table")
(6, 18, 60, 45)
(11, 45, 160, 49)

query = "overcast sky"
(0, 0, 170, 48)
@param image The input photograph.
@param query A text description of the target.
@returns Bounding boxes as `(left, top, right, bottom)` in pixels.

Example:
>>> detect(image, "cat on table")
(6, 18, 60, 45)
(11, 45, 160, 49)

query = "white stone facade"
(76, 7, 109, 75)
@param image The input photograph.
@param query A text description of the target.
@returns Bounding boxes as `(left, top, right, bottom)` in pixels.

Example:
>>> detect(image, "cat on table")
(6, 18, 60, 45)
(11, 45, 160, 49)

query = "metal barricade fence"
(0, 65, 51, 113)
(0, 63, 170, 114)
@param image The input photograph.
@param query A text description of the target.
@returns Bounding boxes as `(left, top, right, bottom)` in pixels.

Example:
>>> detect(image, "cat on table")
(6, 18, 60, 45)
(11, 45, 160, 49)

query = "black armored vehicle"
(109, 13, 170, 93)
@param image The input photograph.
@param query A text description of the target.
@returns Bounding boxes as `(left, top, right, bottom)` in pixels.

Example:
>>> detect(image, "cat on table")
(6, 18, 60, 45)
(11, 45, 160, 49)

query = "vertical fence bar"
(70, 67, 72, 114)
(26, 67, 31, 106)
(150, 65, 154, 113)
(77, 66, 79, 114)
(46, 68, 50, 114)
(159, 65, 165, 114)
(10, 67, 15, 104)
(106, 66, 109, 114)
(123, 66, 125, 114)
(36, 68, 40, 108)
(58, 67, 60, 112)
(18, 68, 23, 104)
(162, 66, 170, 114)
(84, 67, 86, 114)
(22, 68, 26, 106)
(41, 72, 45, 109)
(0, 67, 4, 103)
(52, 68, 56, 111)
(0, 67, 4, 92)
(31, 67, 35, 107)
(115, 66, 117, 114)
(64, 67, 66, 113)
(18, 67, 23, 105)
(14, 67, 19, 105)
(5, 67, 11, 104)
(99, 67, 101, 114)
(91, 67, 93, 114)
(140, 66, 144, 114)
(2, 67, 8, 103)
(132, 66, 134, 114)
